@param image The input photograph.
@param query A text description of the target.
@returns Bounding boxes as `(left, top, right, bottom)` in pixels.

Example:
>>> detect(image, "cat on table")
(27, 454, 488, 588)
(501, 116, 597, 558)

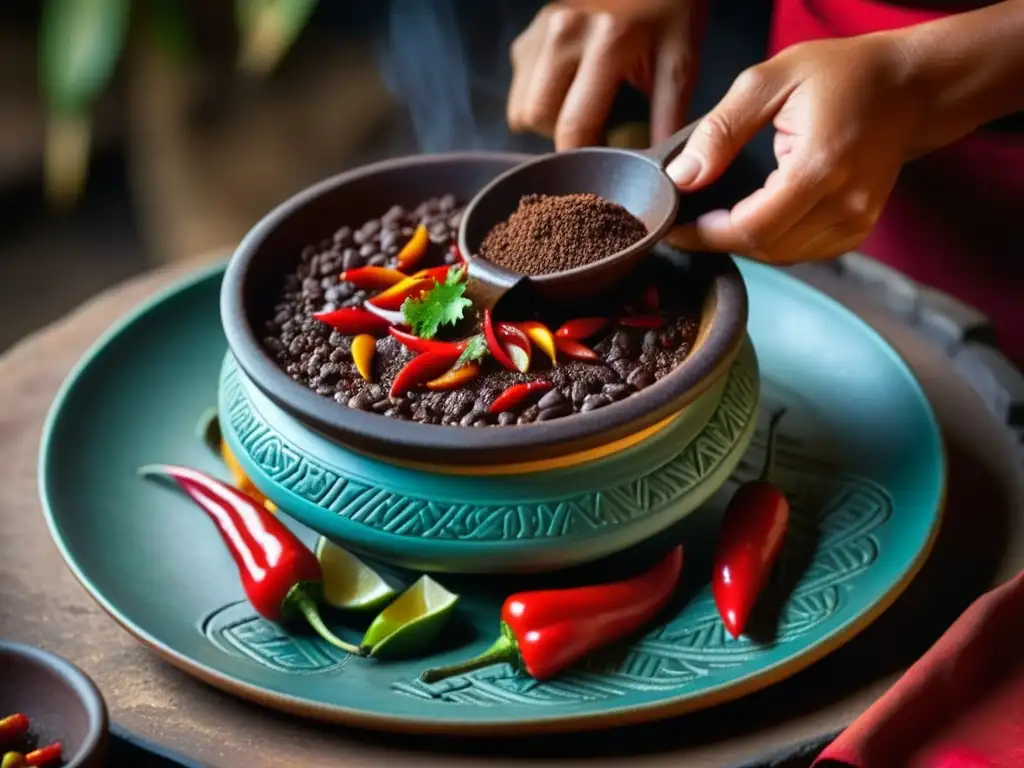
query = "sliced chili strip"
(388, 327, 467, 356)
(313, 307, 390, 335)
(350, 335, 376, 381)
(555, 317, 609, 340)
(391, 350, 463, 398)
(25, 742, 62, 767)
(484, 310, 518, 371)
(411, 266, 450, 283)
(504, 342, 531, 373)
(516, 321, 557, 364)
(339, 266, 406, 290)
(426, 362, 480, 391)
(367, 276, 433, 311)
(449, 241, 465, 264)
(488, 381, 552, 414)
(554, 337, 600, 361)
(396, 224, 429, 270)
(362, 301, 407, 327)
(0, 714, 29, 744)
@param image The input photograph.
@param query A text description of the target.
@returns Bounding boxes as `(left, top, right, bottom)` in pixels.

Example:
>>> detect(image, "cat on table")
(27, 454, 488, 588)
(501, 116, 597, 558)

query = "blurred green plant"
(38, 0, 319, 208)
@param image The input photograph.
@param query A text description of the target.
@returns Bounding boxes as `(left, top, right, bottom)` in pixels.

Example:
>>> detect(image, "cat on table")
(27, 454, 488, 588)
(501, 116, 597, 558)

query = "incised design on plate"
(201, 398, 894, 701)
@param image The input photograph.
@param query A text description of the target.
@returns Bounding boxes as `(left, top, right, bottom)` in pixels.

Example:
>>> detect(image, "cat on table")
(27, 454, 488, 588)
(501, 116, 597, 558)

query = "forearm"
(898, 0, 1024, 148)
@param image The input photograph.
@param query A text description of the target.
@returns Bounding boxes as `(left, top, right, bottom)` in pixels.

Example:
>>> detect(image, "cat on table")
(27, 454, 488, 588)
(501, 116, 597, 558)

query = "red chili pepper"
(641, 285, 660, 311)
(449, 241, 465, 264)
(390, 349, 463, 398)
(24, 743, 61, 767)
(421, 545, 683, 682)
(484, 309, 518, 371)
(139, 465, 364, 656)
(0, 715, 28, 745)
(712, 409, 789, 639)
(388, 327, 467, 356)
(555, 317, 609, 340)
(553, 337, 600, 361)
(488, 382, 552, 414)
(618, 314, 665, 329)
(367, 276, 433, 311)
(313, 307, 390, 335)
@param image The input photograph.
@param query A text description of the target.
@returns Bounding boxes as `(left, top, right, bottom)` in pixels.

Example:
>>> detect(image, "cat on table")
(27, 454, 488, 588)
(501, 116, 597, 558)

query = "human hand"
(508, 1, 707, 150)
(666, 33, 934, 264)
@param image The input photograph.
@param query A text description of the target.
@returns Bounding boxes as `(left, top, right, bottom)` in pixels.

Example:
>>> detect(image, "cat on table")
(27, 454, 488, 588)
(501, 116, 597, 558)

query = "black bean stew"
(261, 196, 703, 427)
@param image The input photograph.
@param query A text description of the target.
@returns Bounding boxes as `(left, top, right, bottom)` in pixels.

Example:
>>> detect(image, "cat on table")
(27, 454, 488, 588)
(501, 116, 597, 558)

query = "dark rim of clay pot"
(222, 152, 748, 466)
(0, 641, 109, 768)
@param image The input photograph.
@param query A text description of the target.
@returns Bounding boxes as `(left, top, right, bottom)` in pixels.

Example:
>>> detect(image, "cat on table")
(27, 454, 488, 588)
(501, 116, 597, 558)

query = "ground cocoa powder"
(478, 193, 647, 276)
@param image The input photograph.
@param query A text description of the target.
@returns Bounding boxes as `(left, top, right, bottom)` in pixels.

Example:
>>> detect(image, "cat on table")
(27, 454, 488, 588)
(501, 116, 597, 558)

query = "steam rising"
(378, 0, 551, 154)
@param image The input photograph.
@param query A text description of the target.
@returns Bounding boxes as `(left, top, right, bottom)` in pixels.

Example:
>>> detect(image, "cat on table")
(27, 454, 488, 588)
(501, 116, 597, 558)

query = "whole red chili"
(712, 409, 789, 639)
(421, 545, 683, 682)
(390, 349, 463, 398)
(488, 382, 552, 414)
(139, 465, 364, 656)
(483, 309, 518, 371)
(313, 307, 390, 335)
(24, 743, 61, 767)
(0, 715, 28, 746)
(388, 327, 467, 356)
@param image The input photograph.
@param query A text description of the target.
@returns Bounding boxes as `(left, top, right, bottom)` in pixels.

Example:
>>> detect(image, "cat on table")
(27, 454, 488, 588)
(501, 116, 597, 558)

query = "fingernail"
(667, 154, 701, 187)
(696, 209, 730, 232)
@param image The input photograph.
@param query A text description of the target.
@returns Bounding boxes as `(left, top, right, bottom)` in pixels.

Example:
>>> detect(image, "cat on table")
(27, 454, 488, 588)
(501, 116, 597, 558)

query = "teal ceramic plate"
(40, 260, 944, 734)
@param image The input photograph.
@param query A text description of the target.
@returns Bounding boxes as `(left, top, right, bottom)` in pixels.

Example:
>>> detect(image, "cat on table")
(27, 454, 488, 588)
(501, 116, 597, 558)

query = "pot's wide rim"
(221, 151, 748, 466)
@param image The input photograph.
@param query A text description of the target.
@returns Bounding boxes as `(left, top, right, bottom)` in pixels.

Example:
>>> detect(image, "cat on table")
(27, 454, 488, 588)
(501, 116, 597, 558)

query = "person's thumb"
(667, 65, 789, 191)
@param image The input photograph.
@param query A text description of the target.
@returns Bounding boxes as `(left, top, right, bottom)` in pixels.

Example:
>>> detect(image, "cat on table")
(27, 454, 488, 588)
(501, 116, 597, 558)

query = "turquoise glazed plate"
(39, 260, 944, 734)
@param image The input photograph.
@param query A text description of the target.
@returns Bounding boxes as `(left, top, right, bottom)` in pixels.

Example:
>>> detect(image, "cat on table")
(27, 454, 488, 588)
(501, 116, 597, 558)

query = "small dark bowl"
(0, 642, 108, 767)
(222, 152, 747, 467)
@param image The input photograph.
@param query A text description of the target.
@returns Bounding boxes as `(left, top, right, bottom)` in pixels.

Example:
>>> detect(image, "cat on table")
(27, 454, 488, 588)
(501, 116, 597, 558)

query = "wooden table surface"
(2, 259, 1022, 768)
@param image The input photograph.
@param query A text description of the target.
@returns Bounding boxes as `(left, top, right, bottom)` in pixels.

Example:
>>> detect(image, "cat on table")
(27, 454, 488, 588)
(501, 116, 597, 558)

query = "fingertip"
(666, 153, 702, 188)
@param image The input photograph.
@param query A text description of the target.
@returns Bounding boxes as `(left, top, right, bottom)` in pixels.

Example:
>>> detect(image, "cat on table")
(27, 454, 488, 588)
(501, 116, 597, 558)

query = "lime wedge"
(315, 537, 397, 612)
(360, 575, 459, 659)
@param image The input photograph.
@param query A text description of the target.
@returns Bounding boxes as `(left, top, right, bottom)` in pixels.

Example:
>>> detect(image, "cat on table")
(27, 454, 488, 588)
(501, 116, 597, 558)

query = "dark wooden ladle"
(458, 118, 701, 312)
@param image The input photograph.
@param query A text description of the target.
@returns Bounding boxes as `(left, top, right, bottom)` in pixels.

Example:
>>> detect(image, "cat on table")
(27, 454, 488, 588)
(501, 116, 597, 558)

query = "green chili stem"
(288, 586, 365, 656)
(420, 634, 518, 684)
(760, 408, 787, 485)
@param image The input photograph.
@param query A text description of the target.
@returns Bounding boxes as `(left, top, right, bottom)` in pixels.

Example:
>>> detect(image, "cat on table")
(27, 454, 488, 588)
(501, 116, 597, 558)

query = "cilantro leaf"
(401, 267, 472, 339)
(455, 334, 488, 368)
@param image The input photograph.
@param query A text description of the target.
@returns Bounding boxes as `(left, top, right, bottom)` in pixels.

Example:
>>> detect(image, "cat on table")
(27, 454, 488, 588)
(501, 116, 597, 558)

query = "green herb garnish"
(454, 334, 488, 368)
(401, 267, 472, 339)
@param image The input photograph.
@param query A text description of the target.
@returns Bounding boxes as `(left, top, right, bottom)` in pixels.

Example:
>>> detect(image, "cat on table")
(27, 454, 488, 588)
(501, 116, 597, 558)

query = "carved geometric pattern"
(220, 353, 759, 541)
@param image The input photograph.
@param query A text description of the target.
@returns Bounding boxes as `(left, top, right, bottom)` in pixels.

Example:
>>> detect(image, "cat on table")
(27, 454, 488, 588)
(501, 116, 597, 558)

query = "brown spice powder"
(479, 193, 647, 276)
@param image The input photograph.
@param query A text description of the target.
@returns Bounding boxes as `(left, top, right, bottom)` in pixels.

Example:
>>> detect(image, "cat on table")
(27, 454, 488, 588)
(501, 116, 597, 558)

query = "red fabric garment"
(812, 570, 1024, 767)
(769, 0, 1024, 366)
